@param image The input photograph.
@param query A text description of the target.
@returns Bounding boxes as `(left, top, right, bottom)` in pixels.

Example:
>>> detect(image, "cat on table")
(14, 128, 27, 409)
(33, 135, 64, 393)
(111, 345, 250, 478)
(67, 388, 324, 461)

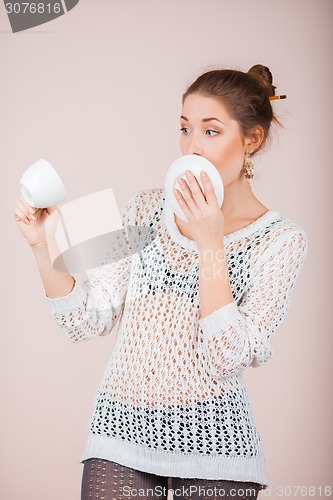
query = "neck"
(221, 174, 261, 218)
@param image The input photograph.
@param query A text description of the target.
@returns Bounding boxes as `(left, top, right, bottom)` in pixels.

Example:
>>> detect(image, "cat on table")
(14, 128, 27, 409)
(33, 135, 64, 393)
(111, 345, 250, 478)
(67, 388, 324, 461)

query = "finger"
(16, 199, 36, 221)
(46, 205, 59, 215)
(185, 170, 208, 210)
(174, 187, 192, 219)
(16, 199, 31, 218)
(19, 193, 38, 215)
(14, 207, 30, 224)
(18, 196, 44, 223)
(200, 170, 220, 207)
(177, 176, 201, 216)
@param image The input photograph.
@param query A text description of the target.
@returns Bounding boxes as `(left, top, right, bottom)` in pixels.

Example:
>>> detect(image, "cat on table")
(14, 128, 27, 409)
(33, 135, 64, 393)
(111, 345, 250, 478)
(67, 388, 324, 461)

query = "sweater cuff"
(44, 279, 87, 315)
(198, 300, 242, 341)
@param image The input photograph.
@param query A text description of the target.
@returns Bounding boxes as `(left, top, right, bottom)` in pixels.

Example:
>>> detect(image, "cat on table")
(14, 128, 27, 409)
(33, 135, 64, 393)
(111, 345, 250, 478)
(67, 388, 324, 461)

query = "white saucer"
(164, 155, 224, 221)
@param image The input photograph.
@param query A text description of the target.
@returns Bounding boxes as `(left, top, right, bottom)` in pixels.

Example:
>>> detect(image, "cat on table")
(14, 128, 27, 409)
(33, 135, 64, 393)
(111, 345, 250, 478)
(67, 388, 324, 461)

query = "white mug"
(19, 158, 66, 208)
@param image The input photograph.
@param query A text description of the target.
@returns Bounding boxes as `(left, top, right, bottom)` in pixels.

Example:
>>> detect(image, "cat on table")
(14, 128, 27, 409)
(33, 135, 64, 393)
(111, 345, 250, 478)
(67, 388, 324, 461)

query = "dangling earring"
(242, 150, 255, 182)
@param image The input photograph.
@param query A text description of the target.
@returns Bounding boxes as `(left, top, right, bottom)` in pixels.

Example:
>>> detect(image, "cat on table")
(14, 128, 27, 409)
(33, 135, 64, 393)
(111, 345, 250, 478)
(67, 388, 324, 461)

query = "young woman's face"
(179, 94, 250, 188)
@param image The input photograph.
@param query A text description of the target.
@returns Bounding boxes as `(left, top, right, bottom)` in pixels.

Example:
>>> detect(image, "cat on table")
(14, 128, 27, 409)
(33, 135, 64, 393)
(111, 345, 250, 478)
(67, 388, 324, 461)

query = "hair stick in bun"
(269, 95, 287, 100)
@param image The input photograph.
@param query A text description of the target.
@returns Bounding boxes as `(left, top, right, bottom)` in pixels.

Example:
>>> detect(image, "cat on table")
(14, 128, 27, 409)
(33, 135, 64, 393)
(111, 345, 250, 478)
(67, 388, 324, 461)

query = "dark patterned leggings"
(81, 458, 261, 499)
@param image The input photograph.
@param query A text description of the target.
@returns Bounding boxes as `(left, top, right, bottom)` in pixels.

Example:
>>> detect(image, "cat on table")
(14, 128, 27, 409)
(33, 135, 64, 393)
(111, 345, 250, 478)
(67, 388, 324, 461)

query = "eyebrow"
(180, 115, 225, 125)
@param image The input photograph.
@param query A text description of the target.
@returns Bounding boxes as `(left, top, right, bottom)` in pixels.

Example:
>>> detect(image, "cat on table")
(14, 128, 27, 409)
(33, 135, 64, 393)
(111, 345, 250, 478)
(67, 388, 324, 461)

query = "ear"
(244, 126, 265, 154)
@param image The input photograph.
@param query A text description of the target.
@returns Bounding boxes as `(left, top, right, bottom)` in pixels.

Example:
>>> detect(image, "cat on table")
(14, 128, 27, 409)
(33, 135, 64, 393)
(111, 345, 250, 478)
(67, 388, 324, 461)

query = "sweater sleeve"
(198, 228, 308, 379)
(44, 192, 139, 343)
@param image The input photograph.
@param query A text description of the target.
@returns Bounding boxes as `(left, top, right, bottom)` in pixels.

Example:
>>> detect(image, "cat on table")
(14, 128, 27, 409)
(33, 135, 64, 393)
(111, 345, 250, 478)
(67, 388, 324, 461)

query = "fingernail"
(200, 170, 206, 177)
(29, 207, 35, 214)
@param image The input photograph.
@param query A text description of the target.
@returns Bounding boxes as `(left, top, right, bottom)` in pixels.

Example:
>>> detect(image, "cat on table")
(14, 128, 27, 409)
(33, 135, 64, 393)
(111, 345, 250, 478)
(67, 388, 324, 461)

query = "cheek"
(179, 134, 187, 152)
(214, 145, 245, 184)
(214, 147, 242, 170)
(219, 138, 244, 167)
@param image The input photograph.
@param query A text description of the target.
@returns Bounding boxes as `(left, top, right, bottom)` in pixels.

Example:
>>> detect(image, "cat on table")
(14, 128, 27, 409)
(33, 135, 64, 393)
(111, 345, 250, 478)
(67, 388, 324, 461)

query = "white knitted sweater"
(45, 188, 308, 490)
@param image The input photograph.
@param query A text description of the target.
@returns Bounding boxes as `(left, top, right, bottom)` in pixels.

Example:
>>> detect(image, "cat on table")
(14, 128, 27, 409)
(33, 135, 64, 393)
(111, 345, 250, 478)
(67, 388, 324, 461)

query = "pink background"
(1, 0, 332, 498)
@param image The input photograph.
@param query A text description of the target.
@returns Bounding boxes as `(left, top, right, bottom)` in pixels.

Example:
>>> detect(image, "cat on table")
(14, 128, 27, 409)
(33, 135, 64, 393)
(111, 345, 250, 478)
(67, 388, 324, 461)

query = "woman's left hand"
(174, 169, 225, 250)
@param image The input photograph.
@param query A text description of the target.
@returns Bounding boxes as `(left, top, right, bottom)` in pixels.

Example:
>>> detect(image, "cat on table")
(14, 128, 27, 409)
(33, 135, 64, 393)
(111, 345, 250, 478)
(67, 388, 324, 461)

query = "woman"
(14, 64, 308, 500)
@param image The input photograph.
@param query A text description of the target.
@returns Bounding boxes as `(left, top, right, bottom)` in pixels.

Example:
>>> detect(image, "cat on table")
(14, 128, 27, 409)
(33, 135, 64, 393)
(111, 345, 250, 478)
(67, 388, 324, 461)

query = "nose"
(186, 132, 204, 156)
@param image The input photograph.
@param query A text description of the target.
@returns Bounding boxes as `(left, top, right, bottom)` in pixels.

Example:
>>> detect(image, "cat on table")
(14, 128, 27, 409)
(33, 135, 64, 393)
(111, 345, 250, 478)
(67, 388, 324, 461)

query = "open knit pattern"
(45, 188, 308, 490)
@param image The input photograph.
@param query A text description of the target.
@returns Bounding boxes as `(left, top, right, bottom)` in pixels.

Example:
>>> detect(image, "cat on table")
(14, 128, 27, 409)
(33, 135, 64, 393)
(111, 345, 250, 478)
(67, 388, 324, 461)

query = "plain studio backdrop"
(1, 1, 332, 499)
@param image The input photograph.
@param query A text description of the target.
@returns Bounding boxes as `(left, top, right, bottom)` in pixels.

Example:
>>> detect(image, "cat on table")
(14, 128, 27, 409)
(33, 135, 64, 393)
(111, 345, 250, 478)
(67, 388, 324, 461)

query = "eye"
(180, 126, 189, 134)
(206, 129, 219, 136)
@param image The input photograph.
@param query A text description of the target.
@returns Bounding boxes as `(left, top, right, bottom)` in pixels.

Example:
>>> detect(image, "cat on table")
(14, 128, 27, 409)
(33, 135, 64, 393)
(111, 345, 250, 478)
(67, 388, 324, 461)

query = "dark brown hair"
(182, 64, 282, 155)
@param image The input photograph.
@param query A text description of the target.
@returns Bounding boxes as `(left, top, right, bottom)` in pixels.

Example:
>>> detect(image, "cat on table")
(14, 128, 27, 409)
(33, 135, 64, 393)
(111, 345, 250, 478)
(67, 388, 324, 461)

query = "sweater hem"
(79, 432, 269, 490)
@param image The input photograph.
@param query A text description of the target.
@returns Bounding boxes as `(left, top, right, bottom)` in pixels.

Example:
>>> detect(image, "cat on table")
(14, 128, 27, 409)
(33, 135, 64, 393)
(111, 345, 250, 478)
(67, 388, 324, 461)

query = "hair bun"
(247, 64, 276, 97)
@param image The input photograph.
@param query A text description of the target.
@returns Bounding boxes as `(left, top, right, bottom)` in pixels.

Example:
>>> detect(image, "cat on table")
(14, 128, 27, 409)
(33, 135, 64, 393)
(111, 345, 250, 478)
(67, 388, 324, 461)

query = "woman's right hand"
(14, 193, 60, 248)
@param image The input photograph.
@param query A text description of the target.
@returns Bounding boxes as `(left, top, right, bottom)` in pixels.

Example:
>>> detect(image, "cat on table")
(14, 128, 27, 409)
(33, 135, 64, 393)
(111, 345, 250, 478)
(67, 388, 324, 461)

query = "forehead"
(181, 94, 231, 120)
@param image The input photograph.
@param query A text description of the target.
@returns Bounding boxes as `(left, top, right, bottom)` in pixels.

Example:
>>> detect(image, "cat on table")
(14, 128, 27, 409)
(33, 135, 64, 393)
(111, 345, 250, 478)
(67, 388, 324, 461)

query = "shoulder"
(258, 211, 309, 267)
(123, 187, 164, 223)
(132, 187, 164, 206)
(270, 212, 308, 247)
